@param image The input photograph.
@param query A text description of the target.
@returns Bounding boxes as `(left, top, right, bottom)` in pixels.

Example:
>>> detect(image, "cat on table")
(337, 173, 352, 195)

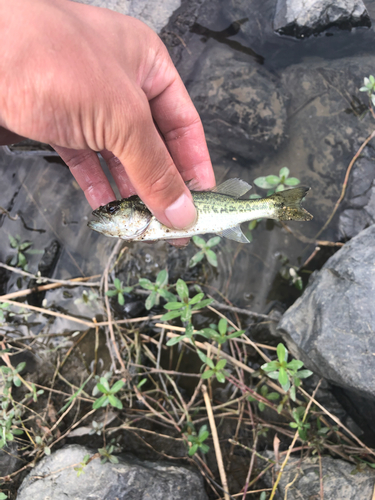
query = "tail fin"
(269, 186, 313, 221)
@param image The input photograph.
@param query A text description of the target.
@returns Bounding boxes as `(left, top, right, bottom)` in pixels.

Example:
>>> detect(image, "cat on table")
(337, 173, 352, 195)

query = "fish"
(88, 178, 313, 243)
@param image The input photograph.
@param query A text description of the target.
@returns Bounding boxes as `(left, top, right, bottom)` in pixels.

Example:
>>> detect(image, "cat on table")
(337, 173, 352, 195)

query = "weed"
(254, 167, 300, 196)
(99, 443, 119, 464)
(199, 318, 244, 345)
(8, 235, 42, 271)
(261, 343, 312, 401)
(74, 454, 91, 477)
(93, 377, 124, 410)
(105, 278, 133, 306)
(189, 236, 221, 268)
(74, 290, 99, 308)
(247, 385, 280, 412)
(289, 406, 311, 441)
(138, 269, 175, 310)
(187, 424, 210, 456)
(360, 75, 375, 107)
(197, 350, 228, 383)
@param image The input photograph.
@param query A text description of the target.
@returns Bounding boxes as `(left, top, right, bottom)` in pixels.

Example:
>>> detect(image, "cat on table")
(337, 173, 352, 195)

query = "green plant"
(138, 269, 175, 310)
(187, 424, 210, 456)
(35, 435, 51, 456)
(261, 344, 313, 401)
(0, 406, 23, 449)
(254, 167, 300, 196)
(198, 350, 228, 383)
(105, 278, 133, 306)
(98, 443, 119, 464)
(289, 406, 311, 441)
(247, 385, 280, 412)
(0, 362, 26, 390)
(25, 383, 44, 403)
(8, 235, 41, 271)
(279, 256, 303, 291)
(93, 377, 124, 410)
(199, 318, 244, 345)
(74, 454, 91, 477)
(162, 279, 212, 333)
(189, 236, 221, 268)
(360, 75, 375, 107)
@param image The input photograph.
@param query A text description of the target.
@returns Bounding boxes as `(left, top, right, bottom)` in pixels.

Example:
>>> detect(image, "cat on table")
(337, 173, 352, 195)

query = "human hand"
(0, 0, 215, 241)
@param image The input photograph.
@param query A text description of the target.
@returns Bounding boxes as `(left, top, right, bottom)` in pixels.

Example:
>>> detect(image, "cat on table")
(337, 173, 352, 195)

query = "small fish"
(88, 178, 313, 243)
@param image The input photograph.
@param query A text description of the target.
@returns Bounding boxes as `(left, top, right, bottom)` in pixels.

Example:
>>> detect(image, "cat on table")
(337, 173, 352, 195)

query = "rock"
(186, 45, 287, 162)
(16, 444, 208, 500)
(274, 0, 371, 38)
(0, 443, 22, 478)
(72, 0, 181, 33)
(278, 225, 375, 435)
(262, 453, 375, 499)
(338, 142, 375, 239)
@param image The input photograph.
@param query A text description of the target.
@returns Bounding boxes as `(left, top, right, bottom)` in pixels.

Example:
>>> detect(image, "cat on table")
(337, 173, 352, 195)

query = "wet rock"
(72, 0, 181, 33)
(274, 0, 371, 38)
(0, 443, 22, 478)
(262, 453, 375, 499)
(186, 45, 287, 162)
(338, 142, 375, 239)
(16, 444, 208, 500)
(278, 224, 375, 436)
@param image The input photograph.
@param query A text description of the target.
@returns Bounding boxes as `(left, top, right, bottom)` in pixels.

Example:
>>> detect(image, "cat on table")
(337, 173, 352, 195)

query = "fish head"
(88, 197, 152, 239)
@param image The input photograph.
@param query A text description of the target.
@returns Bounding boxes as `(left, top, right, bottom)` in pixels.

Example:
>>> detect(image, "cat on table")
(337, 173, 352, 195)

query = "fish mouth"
(91, 208, 109, 223)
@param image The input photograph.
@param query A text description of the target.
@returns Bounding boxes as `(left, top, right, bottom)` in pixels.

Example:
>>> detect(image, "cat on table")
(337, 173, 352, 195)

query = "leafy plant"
(187, 424, 210, 456)
(359, 75, 375, 107)
(279, 257, 303, 291)
(189, 236, 221, 268)
(0, 407, 23, 449)
(199, 318, 244, 345)
(289, 406, 311, 441)
(93, 377, 124, 410)
(35, 435, 51, 456)
(74, 290, 99, 308)
(261, 343, 313, 401)
(74, 453, 91, 477)
(247, 385, 280, 412)
(98, 443, 119, 464)
(162, 279, 212, 326)
(106, 278, 133, 306)
(0, 362, 26, 390)
(198, 350, 228, 383)
(138, 269, 175, 310)
(254, 167, 300, 196)
(8, 235, 41, 271)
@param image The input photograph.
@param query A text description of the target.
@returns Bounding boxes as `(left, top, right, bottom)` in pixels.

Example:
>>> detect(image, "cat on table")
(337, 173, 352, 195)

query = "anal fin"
(219, 225, 250, 243)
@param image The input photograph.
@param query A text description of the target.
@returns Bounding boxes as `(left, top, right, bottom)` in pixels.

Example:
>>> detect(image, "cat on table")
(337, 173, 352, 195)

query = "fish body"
(88, 179, 313, 244)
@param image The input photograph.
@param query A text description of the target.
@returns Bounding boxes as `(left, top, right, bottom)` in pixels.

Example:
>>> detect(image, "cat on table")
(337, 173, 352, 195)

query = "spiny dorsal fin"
(219, 225, 250, 243)
(212, 178, 252, 198)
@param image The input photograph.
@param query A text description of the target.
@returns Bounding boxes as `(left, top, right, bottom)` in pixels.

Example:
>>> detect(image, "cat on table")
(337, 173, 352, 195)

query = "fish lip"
(91, 209, 108, 222)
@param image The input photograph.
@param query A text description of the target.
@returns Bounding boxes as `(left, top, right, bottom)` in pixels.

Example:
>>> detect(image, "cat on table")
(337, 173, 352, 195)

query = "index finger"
(148, 76, 216, 192)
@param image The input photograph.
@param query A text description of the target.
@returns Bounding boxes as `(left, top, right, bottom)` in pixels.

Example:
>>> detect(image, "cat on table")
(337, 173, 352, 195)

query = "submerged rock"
(262, 453, 375, 499)
(278, 224, 375, 434)
(187, 45, 287, 162)
(16, 444, 208, 500)
(274, 0, 371, 38)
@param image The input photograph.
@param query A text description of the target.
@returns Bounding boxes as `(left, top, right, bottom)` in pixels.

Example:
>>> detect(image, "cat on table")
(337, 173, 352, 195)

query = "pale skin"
(0, 0, 215, 245)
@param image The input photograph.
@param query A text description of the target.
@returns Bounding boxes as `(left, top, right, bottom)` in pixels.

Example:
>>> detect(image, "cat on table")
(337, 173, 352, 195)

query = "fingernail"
(164, 193, 197, 230)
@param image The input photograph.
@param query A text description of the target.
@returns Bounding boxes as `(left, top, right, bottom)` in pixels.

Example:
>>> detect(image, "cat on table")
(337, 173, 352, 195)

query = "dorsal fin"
(211, 178, 252, 198)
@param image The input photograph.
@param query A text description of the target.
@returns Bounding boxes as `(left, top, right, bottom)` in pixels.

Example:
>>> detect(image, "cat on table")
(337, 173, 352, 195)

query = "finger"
(52, 145, 116, 209)
(168, 238, 190, 247)
(111, 91, 197, 231)
(100, 149, 137, 198)
(148, 74, 216, 191)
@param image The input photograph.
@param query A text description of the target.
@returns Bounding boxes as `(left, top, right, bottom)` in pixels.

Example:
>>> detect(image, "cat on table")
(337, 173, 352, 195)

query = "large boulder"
(262, 453, 375, 499)
(274, 0, 371, 38)
(278, 224, 375, 434)
(16, 445, 208, 500)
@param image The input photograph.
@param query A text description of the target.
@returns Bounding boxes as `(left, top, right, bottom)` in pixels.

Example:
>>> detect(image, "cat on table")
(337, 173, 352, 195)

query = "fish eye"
(105, 202, 120, 215)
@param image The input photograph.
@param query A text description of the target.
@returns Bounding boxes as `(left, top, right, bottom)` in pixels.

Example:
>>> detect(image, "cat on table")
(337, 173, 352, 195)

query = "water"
(1, 0, 375, 325)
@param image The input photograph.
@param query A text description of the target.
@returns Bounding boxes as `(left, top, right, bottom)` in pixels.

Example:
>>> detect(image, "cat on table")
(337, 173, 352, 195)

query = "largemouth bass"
(88, 178, 312, 243)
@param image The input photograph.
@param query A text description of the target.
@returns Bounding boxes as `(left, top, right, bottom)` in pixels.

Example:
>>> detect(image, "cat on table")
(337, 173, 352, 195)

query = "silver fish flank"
(88, 178, 313, 244)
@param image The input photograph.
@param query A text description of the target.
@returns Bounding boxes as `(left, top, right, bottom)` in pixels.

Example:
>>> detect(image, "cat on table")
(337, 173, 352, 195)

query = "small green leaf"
(191, 298, 213, 310)
(287, 359, 304, 371)
(180, 307, 192, 322)
(199, 443, 210, 454)
(279, 167, 290, 179)
(161, 310, 182, 321)
(166, 336, 183, 346)
(138, 278, 154, 290)
(206, 249, 218, 267)
(93, 395, 109, 409)
(277, 343, 287, 363)
(189, 293, 204, 306)
(266, 392, 280, 401)
(297, 369, 313, 379)
(258, 402, 265, 412)
(216, 359, 227, 370)
(192, 236, 206, 248)
(216, 372, 226, 383)
(207, 236, 221, 247)
(218, 318, 227, 335)
(201, 370, 214, 379)
(254, 177, 273, 189)
(114, 278, 121, 289)
(145, 292, 157, 310)
(265, 175, 280, 186)
(197, 350, 209, 363)
(176, 279, 189, 301)
(118, 293, 125, 306)
(105, 290, 118, 297)
(108, 395, 123, 409)
(278, 367, 288, 387)
(188, 443, 199, 456)
(156, 269, 168, 287)
(261, 361, 280, 372)
(110, 380, 125, 393)
(284, 177, 300, 186)
(164, 301, 183, 310)
(189, 251, 205, 268)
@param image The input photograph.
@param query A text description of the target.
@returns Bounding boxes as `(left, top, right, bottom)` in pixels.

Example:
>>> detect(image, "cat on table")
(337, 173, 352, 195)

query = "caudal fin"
(269, 186, 313, 221)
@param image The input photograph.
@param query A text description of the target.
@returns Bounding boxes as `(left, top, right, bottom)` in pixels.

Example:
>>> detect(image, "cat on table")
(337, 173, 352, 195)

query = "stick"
(202, 384, 230, 500)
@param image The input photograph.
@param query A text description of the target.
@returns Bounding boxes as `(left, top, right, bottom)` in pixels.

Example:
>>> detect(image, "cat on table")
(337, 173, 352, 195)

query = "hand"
(0, 0, 215, 241)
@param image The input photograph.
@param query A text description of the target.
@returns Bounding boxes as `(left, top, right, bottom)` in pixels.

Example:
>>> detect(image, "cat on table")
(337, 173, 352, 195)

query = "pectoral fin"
(219, 225, 250, 243)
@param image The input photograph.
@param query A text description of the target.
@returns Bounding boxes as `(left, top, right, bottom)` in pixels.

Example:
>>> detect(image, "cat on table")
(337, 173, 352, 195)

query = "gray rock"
(0, 443, 22, 478)
(274, 0, 371, 38)
(262, 453, 375, 499)
(16, 444, 208, 500)
(72, 0, 181, 33)
(278, 224, 375, 399)
(338, 143, 375, 239)
(186, 45, 287, 162)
